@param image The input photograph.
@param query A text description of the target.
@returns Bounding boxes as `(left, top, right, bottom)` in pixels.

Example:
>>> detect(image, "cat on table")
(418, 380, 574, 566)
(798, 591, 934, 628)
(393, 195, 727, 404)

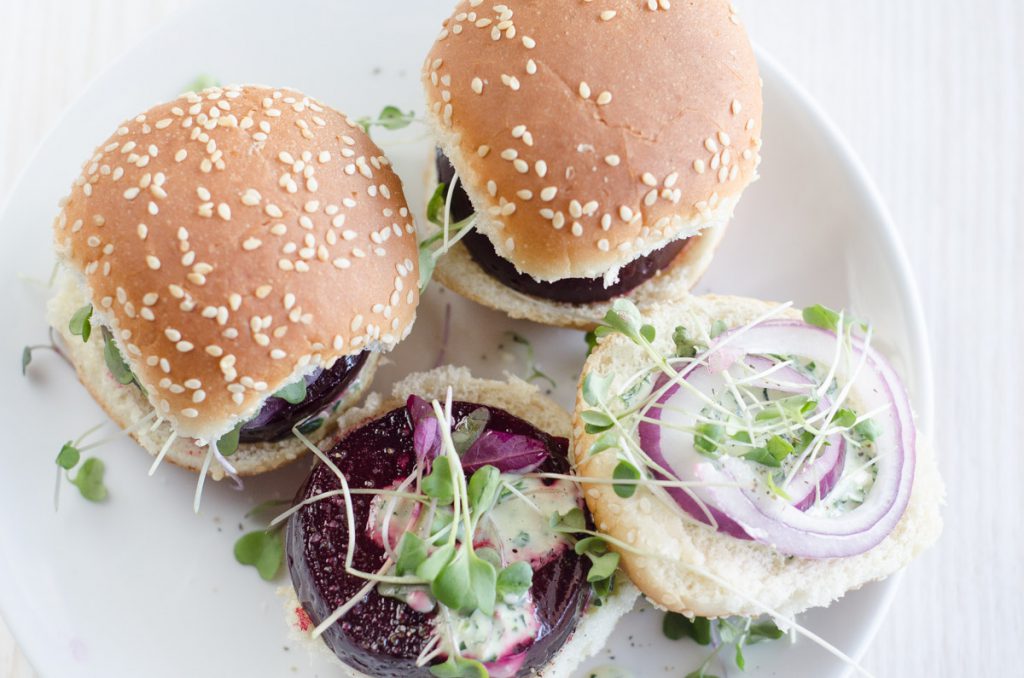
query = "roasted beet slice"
(435, 150, 690, 303)
(286, 402, 591, 677)
(239, 351, 368, 443)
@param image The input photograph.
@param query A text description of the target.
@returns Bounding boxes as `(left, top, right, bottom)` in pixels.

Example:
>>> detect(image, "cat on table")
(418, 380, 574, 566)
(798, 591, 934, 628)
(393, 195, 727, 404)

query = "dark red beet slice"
(239, 351, 368, 443)
(286, 402, 591, 677)
(435, 150, 690, 303)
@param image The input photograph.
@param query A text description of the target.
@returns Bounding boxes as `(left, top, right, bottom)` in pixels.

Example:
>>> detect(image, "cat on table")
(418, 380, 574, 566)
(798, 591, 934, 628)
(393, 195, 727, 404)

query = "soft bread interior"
(282, 366, 639, 677)
(48, 268, 376, 479)
(574, 294, 944, 619)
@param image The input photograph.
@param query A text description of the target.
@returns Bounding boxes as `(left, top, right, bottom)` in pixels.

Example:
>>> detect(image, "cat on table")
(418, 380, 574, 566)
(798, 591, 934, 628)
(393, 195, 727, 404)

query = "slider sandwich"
(422, 0, 762, 328)
(49, 85, 420, 490)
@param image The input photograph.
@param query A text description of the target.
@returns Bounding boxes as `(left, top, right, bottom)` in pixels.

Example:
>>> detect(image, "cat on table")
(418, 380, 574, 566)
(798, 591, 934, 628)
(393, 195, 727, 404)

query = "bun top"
(423, 0, 762, 282)
(53, 85, 420, 443)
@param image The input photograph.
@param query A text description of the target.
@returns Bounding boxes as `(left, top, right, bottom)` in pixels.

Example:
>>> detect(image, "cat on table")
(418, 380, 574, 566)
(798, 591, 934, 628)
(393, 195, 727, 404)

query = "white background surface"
(0, 2, 1019, 677)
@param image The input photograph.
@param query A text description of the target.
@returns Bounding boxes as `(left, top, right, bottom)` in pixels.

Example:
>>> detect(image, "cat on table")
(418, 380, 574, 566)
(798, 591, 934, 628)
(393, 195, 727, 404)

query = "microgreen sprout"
(504, 332, 557, 389)
(184, 74, 220, 93)
(53, 422, 110, 509)
(68, 304, 92, 342)
(22, 328, 72, 376)
(357, 105, 417, 134)
(664, 612, 785, 676)
(273, 378, 308, 404)
(419, 175, 477, 291)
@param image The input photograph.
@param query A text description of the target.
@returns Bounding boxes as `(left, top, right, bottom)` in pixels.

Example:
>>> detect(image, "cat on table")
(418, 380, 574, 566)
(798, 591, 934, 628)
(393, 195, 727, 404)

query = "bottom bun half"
(48, 269, 376, 479)
(282, 365, 639, 678)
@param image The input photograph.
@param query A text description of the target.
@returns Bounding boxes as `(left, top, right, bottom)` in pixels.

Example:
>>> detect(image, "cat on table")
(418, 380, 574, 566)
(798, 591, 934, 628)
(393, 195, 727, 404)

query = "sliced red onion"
(462, 430, 548, 474)
(636, 320, 915, 559)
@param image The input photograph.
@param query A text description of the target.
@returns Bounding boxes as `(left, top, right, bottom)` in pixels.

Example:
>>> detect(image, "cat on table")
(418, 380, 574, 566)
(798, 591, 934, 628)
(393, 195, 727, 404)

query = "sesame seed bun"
(51, 85, 420, 451)
(572, 295, 944, 619)
(422, 0, 762, 283)
(424, 159, 733, 330)
(279, 365, 639, 677)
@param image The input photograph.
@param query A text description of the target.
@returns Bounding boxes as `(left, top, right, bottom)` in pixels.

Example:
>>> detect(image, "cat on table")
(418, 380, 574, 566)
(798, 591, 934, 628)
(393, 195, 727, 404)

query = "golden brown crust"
(423, 0, 762, 281)
(53, 85, 419, 443)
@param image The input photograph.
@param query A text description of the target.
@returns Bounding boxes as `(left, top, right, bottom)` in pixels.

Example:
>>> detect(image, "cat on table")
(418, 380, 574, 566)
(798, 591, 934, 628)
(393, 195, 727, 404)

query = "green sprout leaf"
(378, 105, 414, 130)
(584, 330, 599, 356)
(185, 74, 220, 92)
(709, 319, 728, 339)
(612, 459, 641, 498)
(102, 329, 135, 386)
(467, 553, 498, 615)
(422, 456, 455, 505)
(573, 536, 608, 557)
(585, 551, 620, 583)
(496, 561, 533, 599)
(55, 443, 80, 470)
(70, 458, 108, 502)
(832, 408, 857, 428)
(747, 619, 785, 643)
(639, 324, 656, 343)
(588, 430, 619, 456)
(802, 304, 841, 332)
(451, 407, 489, 454)
(766, 434, 795, 461)
(416, 542, 456, 581)
(597, 299, 644, 343)
(467, 465, 501, 521)
(673, 325, 697, 358)
(21, 346, 32, 375)
(853, 418, 881, 442)
(69, 304, 93, 342)
(580, 409, 614, 433)
(395, 532, 429, 576)
(426, 183, 448, 228)
(216, 422, 244, 457)
(429, 655, 488, 678)
(581, 372, 615, 407)
(433, 549, 472, 611)
(273, 379, 307, 405)
(694, 422, 724, 456)
(233, 530, 284, 581)
(550, 507, 586, 533)
(741, 448, 781, 467)
(663, 612, 714, 645)
(296, 416, 325, 435)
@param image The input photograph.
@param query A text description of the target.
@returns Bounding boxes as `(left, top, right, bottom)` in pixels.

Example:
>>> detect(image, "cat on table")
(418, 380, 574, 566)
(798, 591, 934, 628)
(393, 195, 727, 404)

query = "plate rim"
(0, 8, 933, 677)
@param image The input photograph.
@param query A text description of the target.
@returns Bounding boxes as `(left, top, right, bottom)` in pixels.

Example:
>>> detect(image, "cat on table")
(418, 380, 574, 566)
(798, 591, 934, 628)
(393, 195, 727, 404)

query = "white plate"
(0, 1, 932, 677)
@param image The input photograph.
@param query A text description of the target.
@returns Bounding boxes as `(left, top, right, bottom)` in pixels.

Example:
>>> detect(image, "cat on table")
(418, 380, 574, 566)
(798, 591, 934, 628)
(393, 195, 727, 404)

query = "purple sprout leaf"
(407, 395, 442, 462)
(462, 430, 548, 474)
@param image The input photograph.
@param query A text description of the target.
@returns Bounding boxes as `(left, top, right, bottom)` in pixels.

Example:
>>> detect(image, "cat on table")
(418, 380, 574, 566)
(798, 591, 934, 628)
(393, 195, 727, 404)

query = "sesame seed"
(642, 172, 658, 187)
(477, 145, 491, 157)
(731, 99, 742, 115)
(619, 205, 633, 221)
(579, 81, 591, 99)
(146, 255, 161, 270)
(526, 59, 537, 75)
(600, 9, 617, 20)
(605, 155, 621, 166)
(535, 160, 548, 177)
(242, 189, 261, 205)
(471, 77, 484, 94)
(217, 203, 231, 220)
(333, 258, 351, 269)
(598, 238, 610, 251)
(540, 186, 558, 201)
(513, 159, 529, 173)
(571, 222, 583, 236)
(500, 148, 518, 160)
(705, 137, 719, 153)
(596, 91, 613, 106)
(522, 36, 536, 48)
(644, 189, 658, 206)
(718, 131, 731, 146)
(174, 149, 187, 162)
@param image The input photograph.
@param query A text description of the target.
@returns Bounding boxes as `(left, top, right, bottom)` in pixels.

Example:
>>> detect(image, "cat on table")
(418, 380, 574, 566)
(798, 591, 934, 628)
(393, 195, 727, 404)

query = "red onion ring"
(636, 320, 915, 559)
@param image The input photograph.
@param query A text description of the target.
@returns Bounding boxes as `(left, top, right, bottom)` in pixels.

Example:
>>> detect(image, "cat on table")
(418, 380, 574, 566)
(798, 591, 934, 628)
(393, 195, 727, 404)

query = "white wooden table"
(1, 1, 1020, 676)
